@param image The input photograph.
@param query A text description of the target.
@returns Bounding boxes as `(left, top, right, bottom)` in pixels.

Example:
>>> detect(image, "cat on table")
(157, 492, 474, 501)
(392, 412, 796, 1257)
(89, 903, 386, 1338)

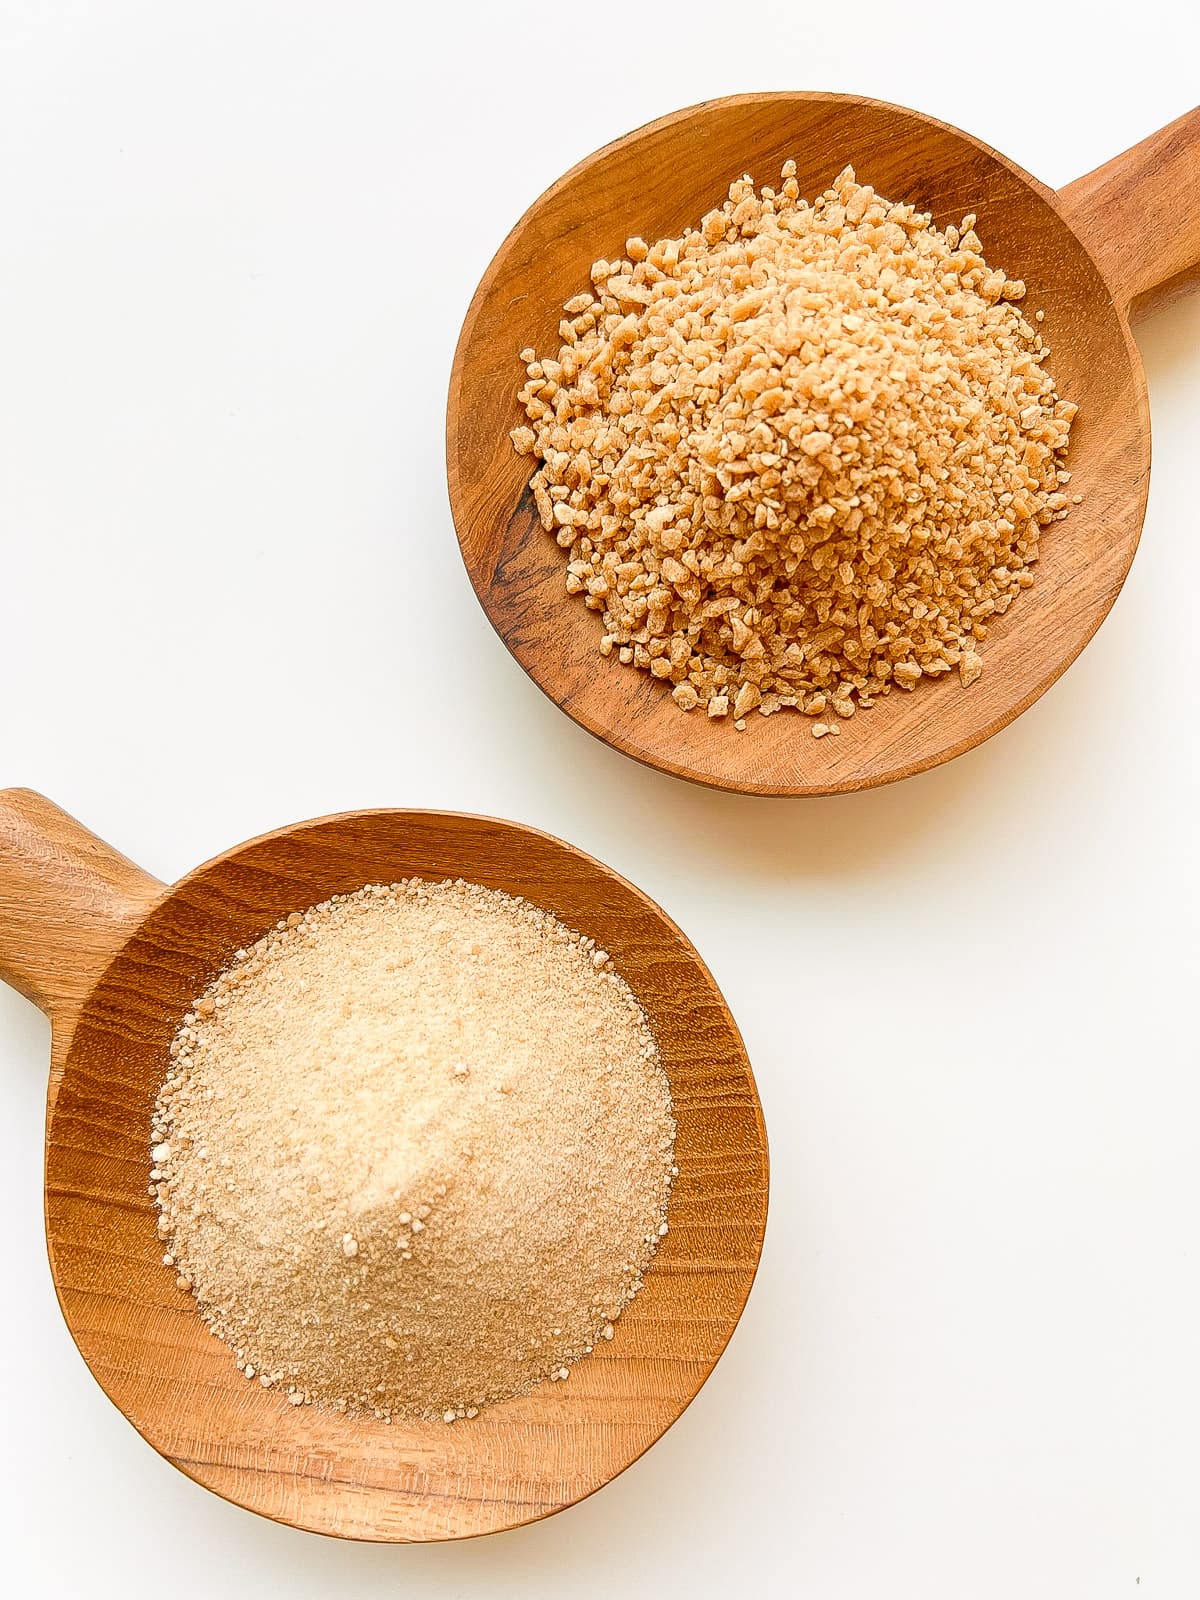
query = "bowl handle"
(1059, 105, 1200, 324)
(0, 789, 163, 1027)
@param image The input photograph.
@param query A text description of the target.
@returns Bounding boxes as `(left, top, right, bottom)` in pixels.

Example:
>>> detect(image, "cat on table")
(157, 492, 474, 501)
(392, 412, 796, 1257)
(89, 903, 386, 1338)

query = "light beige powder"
(151, 879, 675, 1422)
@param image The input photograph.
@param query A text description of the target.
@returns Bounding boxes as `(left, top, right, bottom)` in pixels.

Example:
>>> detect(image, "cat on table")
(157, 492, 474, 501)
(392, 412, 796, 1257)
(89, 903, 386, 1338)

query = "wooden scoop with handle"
(448, 94, 1200, 795)
(0, 787, 768, 1541)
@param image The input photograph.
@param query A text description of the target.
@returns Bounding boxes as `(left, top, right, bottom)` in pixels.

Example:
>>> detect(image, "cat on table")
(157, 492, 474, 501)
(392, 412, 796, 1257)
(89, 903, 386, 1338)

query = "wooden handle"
(0, 789, 163, 1023)
(1059, 106, 1200, 322)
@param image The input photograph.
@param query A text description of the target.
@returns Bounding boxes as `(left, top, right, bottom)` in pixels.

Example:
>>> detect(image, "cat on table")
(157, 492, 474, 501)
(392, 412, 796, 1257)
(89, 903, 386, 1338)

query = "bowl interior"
(447, 92, 1149, 795)
(45, 810, 767, 1541)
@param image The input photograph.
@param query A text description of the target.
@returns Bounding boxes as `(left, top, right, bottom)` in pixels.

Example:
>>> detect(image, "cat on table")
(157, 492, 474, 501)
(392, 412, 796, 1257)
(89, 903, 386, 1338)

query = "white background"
(1, 2, 1197, 1595)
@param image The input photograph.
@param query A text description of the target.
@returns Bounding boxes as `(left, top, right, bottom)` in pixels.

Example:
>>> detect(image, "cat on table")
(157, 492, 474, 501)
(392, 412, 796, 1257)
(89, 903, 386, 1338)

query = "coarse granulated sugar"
(512, 163, 1077, 734)
(151, 878, 676, 1422)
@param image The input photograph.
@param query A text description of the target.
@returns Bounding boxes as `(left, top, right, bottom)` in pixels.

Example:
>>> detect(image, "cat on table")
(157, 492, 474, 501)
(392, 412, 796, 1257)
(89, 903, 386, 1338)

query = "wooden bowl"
(447, 92, 1200, 795)
(0, 788, 767, 1542)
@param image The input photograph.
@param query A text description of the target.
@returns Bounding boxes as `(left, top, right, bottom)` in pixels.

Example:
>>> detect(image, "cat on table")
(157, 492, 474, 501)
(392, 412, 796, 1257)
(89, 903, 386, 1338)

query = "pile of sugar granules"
(512, 164, 1078, 735)
(151, 879, 675, 1423)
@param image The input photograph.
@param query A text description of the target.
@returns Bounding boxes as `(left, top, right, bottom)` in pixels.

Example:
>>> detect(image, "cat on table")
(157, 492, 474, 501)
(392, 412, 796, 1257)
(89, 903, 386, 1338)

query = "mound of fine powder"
(151, 879, 676, 1422)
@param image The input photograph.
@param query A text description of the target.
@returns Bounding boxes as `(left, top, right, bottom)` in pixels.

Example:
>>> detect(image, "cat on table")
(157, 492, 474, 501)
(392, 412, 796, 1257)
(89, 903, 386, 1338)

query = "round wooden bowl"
(0, 788, 768, 1542)
(447, 92, 1200, 795)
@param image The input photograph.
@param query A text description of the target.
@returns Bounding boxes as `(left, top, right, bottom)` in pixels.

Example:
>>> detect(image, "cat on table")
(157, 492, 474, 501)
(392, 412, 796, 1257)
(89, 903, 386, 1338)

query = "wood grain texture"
(0, 789, 163, 1038)
(446, 91, 1182, 795)
(0, 792, 767, 1542)
(1059, 105, 1200, 321)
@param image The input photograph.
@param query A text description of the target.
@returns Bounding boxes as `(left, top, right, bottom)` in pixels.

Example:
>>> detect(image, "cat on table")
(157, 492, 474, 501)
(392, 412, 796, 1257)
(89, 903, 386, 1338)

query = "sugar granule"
(152, 878, 675, 1422)
(512, 163, 1078, 729)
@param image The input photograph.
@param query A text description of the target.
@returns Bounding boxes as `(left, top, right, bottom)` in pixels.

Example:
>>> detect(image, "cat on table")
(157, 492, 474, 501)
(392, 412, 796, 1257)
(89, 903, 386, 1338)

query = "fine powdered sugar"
(151, 878, 676, 1422)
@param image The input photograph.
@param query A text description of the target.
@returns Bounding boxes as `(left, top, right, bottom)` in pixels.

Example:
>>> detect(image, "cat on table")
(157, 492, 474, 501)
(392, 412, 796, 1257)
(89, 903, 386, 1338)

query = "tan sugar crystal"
(959, 651, 984, 688)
